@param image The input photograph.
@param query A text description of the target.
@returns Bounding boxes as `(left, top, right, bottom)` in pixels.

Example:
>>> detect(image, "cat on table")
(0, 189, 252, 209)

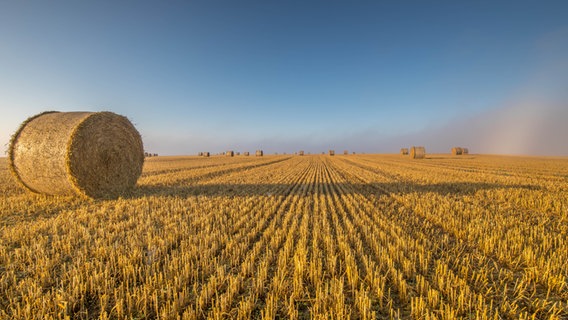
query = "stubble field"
(0, 154, 567, 319)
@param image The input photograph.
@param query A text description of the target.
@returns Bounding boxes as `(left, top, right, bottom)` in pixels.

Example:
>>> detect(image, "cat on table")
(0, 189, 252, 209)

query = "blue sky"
(1, 1, 567, 155)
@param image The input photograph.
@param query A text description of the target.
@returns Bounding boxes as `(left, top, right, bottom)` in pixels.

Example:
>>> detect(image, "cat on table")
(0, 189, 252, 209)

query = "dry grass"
(1, 154, 567, 319)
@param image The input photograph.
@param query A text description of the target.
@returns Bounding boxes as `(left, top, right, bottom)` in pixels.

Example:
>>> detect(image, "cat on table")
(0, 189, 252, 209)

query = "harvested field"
(1, 154, 567, 319)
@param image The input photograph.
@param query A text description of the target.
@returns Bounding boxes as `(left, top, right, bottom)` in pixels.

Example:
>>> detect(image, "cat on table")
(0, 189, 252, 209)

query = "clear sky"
(1, 1, 567, 156)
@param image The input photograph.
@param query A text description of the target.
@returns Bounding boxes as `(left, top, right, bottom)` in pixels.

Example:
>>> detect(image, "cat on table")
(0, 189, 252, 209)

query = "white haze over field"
(137, 98, 568, 156)
(1, 98, 567, 157)
(376, 100, 568, 156)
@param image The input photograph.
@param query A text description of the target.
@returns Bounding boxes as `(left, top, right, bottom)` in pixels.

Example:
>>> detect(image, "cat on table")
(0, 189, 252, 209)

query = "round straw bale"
(462, 148, 469, 154)
(9, 111, 144, 198)
(256, 150, 263, 156)
(329, 150, 335, 156)
(410, 146, 425, 159)
(451, 147, 463, 155)
(299, 150, 304, 156)
(400, 148, 409, 155)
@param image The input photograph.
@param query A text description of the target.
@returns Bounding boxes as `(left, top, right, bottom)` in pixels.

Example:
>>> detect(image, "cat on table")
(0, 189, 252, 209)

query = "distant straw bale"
(400, 148, 409, 155)
(299, 150, 304, 156)
(451, 147, 463, 155)
(410, 146, 426, 159)
(256, 150, 263, 157)
(344, 150, 348, 155)
(463, 148, 469, 154)
(329, 150, 335, 156)
(8, 111, 144, 198)
(226, 150, 234, 157)
(244, 152, 250, 156)
(204, 152, 210, 157)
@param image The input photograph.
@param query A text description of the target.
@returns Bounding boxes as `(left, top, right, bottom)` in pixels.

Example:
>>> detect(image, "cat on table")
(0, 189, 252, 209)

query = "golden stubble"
(0, 154, 566, 319)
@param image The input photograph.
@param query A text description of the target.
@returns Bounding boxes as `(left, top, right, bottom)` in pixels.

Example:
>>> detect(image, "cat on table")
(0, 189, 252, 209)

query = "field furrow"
(1, 154, 567, 319)
(331, 155, 568, 318)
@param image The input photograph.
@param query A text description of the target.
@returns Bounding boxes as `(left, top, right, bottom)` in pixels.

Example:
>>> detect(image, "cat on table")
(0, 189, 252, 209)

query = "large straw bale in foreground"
(9, 111, 144, 198)
(410, 146, 426, 159)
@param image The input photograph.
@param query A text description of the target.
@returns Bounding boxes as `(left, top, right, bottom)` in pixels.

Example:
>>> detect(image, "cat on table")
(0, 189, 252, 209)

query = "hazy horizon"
(1, 1, 567, 156)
